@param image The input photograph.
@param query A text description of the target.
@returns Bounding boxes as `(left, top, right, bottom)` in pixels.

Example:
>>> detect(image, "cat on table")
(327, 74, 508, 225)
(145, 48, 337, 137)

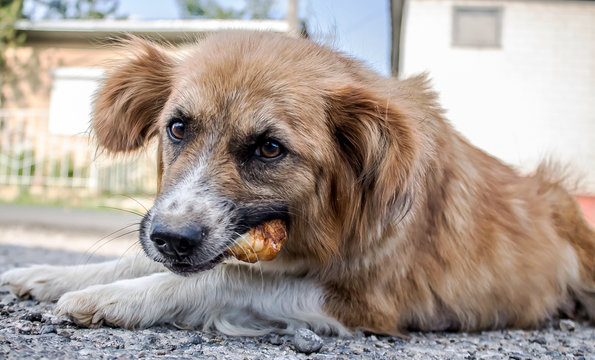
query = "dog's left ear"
(327, 85, 418, 222)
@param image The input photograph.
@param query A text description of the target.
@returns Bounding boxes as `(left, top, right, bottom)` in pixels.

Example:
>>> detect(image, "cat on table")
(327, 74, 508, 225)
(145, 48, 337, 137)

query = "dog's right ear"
(93, 37, 174, 152)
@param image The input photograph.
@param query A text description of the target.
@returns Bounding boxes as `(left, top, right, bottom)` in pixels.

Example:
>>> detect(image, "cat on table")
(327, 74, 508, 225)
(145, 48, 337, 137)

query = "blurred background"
(0, 0, 593, 257)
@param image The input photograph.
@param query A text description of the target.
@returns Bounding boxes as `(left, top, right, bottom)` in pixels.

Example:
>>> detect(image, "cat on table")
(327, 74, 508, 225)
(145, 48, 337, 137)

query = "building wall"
(0, 40, 158, 197)
(401, 0, 595, 194)
(2, 41, 115, 109)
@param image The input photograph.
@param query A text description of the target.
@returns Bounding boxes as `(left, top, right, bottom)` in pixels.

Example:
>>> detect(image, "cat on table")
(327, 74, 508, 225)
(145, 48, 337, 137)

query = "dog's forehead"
(173, 33, 338, 104)
(174, 64, 288, 115)
(168, 79, 295, 138)
(168, 45, 332, 138)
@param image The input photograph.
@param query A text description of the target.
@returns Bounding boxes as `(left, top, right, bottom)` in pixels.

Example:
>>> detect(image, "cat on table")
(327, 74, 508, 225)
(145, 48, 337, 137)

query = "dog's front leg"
(1, 255, 165, 301)
(55, 263, 349, 336)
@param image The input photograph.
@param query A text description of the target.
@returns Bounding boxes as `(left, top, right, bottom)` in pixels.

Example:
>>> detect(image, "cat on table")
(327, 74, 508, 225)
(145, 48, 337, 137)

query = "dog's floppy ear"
(93, 37, 174, 152)
(327, 85, 418, 227)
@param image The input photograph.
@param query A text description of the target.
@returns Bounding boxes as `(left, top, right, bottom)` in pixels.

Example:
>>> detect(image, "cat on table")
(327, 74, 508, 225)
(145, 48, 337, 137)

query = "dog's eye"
(167, 120, 185, 142)
(255, 139, 284, 160)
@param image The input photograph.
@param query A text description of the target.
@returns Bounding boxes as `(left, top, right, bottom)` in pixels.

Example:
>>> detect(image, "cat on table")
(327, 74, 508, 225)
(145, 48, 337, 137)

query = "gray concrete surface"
(0, 204, 593, 359)
(0, 203, 141, 235)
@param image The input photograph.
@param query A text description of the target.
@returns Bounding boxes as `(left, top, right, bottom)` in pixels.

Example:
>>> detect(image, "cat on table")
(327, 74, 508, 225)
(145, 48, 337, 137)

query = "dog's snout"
(150, 222, 208, 260)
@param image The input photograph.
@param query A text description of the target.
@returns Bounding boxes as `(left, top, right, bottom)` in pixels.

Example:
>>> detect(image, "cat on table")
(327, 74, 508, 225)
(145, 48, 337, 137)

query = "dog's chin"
(162, 254, 226, 275)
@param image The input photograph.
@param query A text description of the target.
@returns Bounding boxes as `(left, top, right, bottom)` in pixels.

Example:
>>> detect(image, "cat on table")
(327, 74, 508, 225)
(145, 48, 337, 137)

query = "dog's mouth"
(164, 253, 226, 275)
(162, 217, 288, 275)
(145, 203, 290, 275)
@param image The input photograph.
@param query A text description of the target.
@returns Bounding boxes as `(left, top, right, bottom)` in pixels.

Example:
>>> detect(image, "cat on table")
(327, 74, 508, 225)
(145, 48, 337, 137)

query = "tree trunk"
(390, 0, 405, 77)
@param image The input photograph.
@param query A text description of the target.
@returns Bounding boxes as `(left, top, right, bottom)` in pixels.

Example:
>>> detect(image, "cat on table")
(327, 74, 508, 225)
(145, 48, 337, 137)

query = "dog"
(2, 31, 594, 336)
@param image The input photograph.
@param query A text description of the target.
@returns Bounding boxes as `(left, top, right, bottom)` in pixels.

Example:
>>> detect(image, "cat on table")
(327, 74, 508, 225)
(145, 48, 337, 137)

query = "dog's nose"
(150, 222, 208, 260)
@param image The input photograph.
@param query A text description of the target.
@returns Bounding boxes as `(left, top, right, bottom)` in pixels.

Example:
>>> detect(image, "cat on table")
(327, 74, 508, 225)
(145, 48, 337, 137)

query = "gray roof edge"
(14, 19, 290, 34)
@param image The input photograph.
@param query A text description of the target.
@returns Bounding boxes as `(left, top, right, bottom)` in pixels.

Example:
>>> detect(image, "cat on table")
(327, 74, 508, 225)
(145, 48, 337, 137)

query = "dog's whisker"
(112, 240, 145, 279)
(222, 239, 259, 286)
(229, 231, 266, 290)
(98, 206, 146, 218)
(130, 251, 144, 272)
(118, 194, 151, 213)
(82, 223, 141, 265)
(84, 229, 140, 262)
(229, 232, 254, 263)
(124, 239, 143, 258)
(117, 241, 142, 265)
(239, 234, 266, 291)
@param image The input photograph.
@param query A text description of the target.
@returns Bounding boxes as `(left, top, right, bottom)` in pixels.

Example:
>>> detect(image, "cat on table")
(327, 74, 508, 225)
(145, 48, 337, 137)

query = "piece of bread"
(227, 219, 287, 263)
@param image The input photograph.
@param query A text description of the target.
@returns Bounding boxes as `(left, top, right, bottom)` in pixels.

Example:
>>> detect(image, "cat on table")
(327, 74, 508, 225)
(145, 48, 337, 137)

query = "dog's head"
(93, 32, 418, 274)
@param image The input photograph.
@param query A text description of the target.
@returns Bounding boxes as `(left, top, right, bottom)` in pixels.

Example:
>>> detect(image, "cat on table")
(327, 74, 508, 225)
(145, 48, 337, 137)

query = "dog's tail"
(534, 161, 595, 321)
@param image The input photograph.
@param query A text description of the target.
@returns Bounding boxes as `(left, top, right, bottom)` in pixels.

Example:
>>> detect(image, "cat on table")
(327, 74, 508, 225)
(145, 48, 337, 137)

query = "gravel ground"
(0, 226, 594, 359)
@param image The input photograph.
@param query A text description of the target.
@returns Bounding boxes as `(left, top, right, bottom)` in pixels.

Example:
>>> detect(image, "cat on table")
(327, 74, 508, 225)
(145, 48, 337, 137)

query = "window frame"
(48, 67, 105, 136)
(451, 6, 503, 48)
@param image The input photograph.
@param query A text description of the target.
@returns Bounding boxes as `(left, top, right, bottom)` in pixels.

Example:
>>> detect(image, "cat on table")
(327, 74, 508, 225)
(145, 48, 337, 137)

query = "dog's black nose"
(150, 222, 208, 260)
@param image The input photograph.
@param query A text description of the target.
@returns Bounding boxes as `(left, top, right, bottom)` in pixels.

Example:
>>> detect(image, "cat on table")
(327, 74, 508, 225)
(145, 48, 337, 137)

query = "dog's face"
(93, 32, 417, 274)
(140, 43, 336, 273)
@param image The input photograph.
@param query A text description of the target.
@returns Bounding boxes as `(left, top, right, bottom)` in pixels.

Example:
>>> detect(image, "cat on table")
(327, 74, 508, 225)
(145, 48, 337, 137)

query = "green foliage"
(28, 0, 122, 20)
(178, 0, 275, 20)
(0, 0, 25, 68)
(16, 150, 36, 176)
(246, 0, 274, 19)
(179, 0, 244, 19)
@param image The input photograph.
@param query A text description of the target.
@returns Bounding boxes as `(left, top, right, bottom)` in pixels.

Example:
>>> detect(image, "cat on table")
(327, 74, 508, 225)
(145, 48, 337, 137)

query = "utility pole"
(287, 0, 299, 36)
(390, 0, 405, 77)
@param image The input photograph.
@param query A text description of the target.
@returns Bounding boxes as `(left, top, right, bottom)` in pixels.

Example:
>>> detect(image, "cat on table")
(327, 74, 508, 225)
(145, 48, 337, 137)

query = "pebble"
(559, 319, 576, 332)
(185, 334, 204, 345)
(292, 328, 324, 354)
(21, 312, 43, 322)
(508, 352, 528, 360)
(18, 300, 39, 307)
(48, 315, 72, 326)
(18, 326, 32, 334)
(143, 334, 159, 345)
(78, 349, 92, 356)
(39, 325, 57, 335)
(530, 336, 547, 345)
(57, 329, 72, 338)
(1, 294, 17, 306)
(265, 333, 284, 345)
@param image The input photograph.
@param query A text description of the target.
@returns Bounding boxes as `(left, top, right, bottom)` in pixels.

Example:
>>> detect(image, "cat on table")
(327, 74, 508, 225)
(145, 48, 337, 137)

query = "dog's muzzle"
(146, 216, 225, 274)
(149, 220, 208, 261)
(140, 198, 290, 274)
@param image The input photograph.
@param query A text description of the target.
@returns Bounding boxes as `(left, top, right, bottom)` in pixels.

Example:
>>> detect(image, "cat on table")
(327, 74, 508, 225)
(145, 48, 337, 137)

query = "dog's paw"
(1, 265, 72, 302)
(55, 283, 158, 329)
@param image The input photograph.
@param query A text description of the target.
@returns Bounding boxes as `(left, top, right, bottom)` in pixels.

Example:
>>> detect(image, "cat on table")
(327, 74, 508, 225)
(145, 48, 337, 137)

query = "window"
(452, 7, 502, 47)
(48, 67, 105, 136)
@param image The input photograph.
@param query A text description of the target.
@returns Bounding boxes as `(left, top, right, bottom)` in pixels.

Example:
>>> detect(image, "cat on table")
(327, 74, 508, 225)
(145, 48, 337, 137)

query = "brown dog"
(2, 31, 594, 335)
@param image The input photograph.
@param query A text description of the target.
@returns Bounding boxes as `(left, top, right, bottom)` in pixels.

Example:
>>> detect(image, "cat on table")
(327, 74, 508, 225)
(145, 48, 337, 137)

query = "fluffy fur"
(2, 32, 594, 336)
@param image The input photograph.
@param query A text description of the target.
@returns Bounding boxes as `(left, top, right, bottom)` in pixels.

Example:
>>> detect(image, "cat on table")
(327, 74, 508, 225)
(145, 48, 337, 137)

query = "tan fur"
(94, 38, 175, 152)
(89, 32, 595, 334)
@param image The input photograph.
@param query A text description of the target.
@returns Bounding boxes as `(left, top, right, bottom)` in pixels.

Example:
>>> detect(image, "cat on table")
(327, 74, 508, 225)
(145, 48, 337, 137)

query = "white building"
(401, 0, 595, 194)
